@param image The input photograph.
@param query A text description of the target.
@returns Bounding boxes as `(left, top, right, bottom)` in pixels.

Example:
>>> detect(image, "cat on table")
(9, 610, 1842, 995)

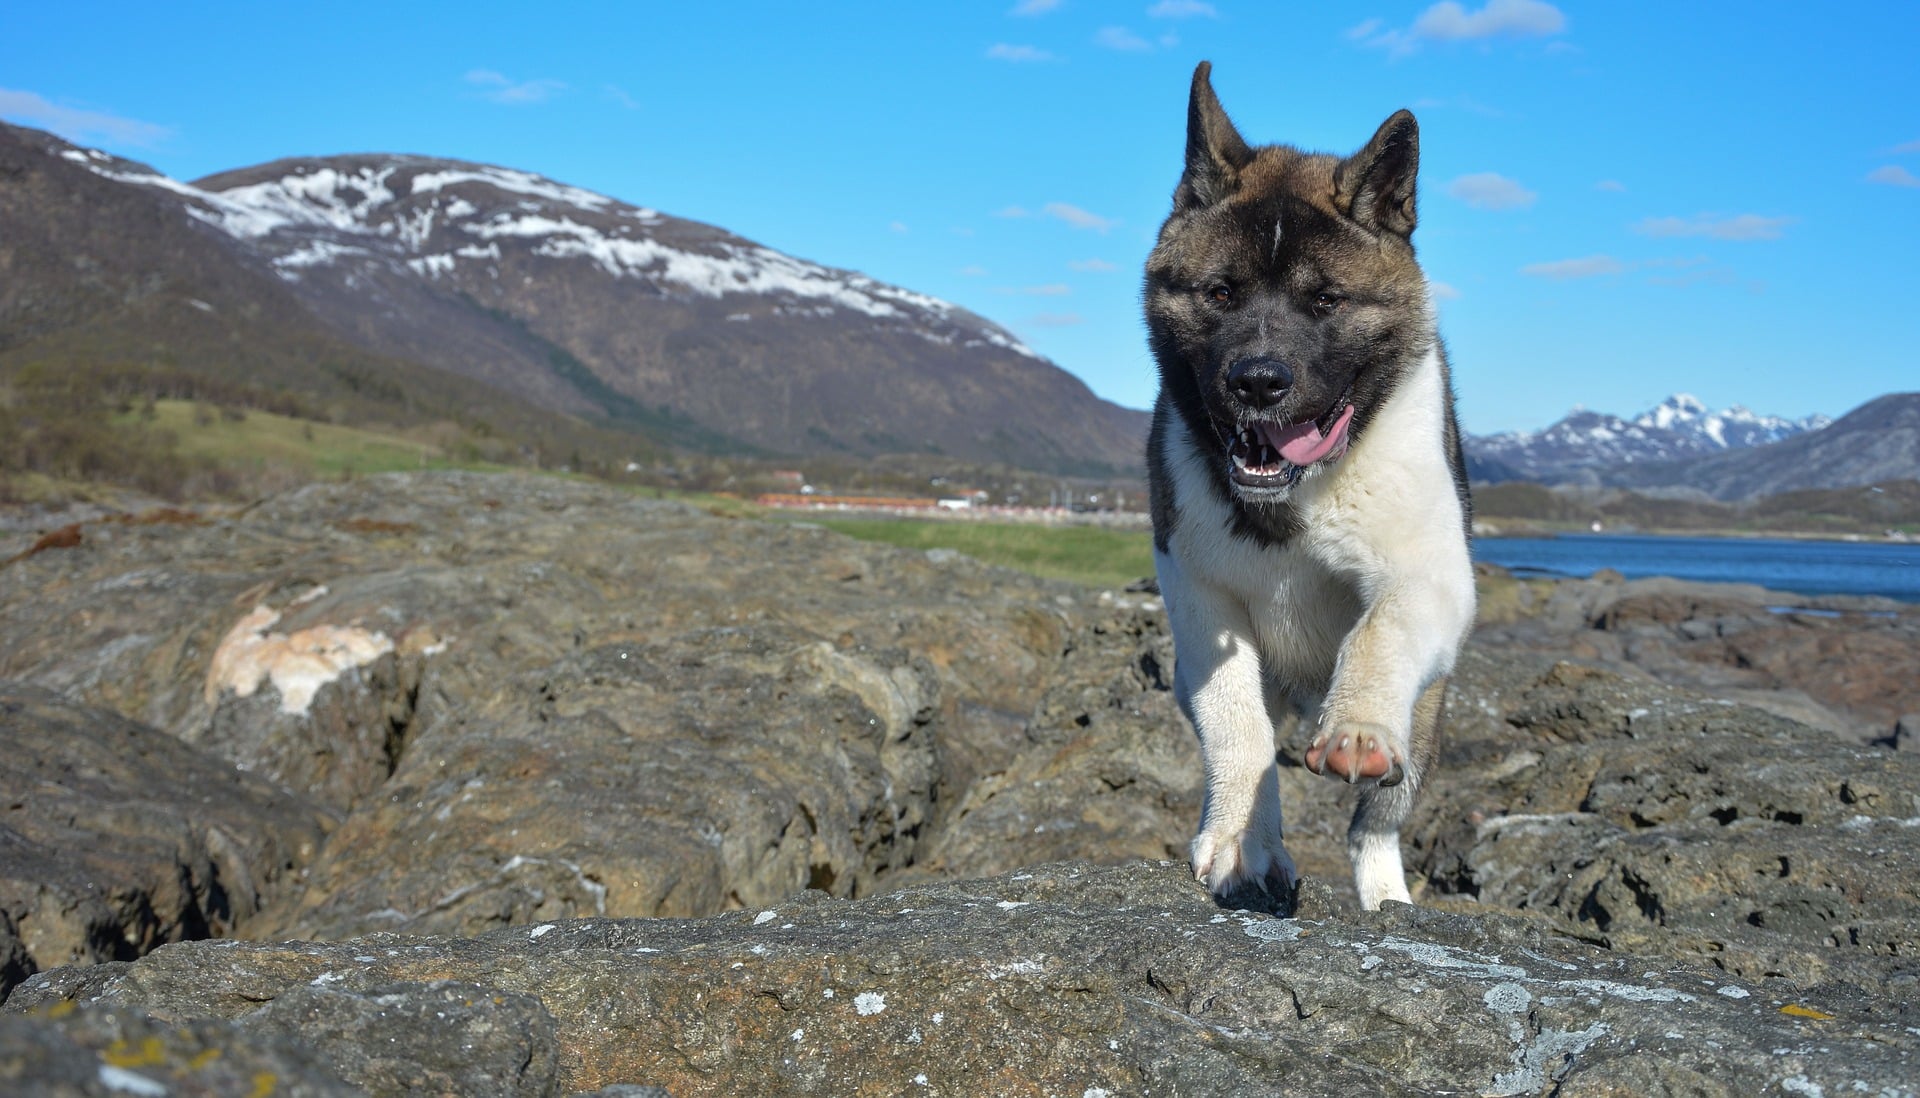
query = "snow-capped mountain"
(13, 125, 1147, 474)
(1467, 394, 1831, 485)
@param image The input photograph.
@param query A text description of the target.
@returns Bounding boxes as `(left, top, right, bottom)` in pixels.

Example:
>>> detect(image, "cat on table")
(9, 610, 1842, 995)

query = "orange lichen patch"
(1780, 1003, 1836, 1020)
(116, 507, 205, 526)
(3, 523, 83, 566)
(205, 602, 395, 715)
(334, 517, 419, 536)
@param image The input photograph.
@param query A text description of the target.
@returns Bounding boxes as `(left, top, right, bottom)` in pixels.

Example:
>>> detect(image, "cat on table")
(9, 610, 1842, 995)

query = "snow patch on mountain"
(54, 144, 1041, 359)
(1469, 393, 1831, 484)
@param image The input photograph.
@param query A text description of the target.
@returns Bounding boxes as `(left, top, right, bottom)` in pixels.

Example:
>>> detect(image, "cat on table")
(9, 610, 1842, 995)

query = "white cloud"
(1427, 281, 1462, 300)
(1148, 0, 1217, 17)
(1521, 255, 1624, 280)
(1867, 165, 1920, 188)
(1043, 201, 1115, 232)
(959, 265, 990, 276)
(1068, 258, 1119, 272)
(1445, 172, 1537, 210)
(993, 205, 1032, 218)
(466, 70, 566, 105)
(602, 85, 641, 111)
(1634, 213, 1791, 241)
(889, 220, 909, 233)
(1414, 0, 1565, 41)
(1889, 138, 1920, 154)
(1025, 312, 1085, 327)
(987, 43, 1056, 62)
(1352, 0, 1566, 56)
(0, 87, 171, 147)
(1096, 26, 1153, 51)
(1594, 179, 1626, 193)
(1010, 0, 1061, 13)
(999, 283, 1073, 296)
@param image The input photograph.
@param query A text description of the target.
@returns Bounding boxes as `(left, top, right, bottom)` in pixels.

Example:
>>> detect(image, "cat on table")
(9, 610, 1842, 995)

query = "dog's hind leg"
(1347, 676, 1445, 908)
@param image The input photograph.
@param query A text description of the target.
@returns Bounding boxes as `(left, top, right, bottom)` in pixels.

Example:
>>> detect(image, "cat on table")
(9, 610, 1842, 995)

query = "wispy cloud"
(1026, 312, 1085, 327)
(986, 43, 1056, 62)
(1043, 201, 1115, 232)
(889, 220, 909, 233)
(959, 265, 990, 276)
(1634, 213, 1791, 241)
(1068, 258, 1119, 272)
(0, 87, 171, 147)
(1351, 0, 1566, 57)
(1428, 281, 1462, 301)
(602, 84, 641, 111)
(994, 205, 1032, 219)
(1148, 0, 1217, 17)
(466, 69, 566, 105)
(1445, 172, 1537, 211)
(1522, 255, 1625, 280)
(999, 283, 1074, 296)
(1891, 138, 1920, 155)
(1095, 26, 1153, 51)
(1867, 165, 1920, 188)
(1010, 0, 1061, 14)
(1594, 179, 1627, 193)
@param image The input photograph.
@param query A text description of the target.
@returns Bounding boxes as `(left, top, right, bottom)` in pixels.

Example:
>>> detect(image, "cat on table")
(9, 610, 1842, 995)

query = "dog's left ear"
(1335, 110, 1419, 238)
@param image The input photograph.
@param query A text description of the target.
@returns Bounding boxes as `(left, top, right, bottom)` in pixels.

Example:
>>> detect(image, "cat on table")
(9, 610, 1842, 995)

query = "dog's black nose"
(1227, 357, 1293, 410)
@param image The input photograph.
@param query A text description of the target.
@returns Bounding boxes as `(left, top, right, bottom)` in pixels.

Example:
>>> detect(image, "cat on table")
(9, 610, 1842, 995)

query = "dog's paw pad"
(1304, 721, 1401, 785)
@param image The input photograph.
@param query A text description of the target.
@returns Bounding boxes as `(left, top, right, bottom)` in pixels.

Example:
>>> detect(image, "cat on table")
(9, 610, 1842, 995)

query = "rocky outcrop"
(1474, 566, 1920, 743)
(3, 471, 1918, 1094)
(11, 861, 1919, 1097)
(0, 685, 329, 994)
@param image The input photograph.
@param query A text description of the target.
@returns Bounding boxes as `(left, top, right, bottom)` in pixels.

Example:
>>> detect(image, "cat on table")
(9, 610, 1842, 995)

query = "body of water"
(1473, 534, 1920, 602)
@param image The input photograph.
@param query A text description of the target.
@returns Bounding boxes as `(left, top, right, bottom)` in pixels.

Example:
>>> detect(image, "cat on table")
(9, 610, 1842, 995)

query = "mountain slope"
(1467, 394, 1828, 485)
(11, 123, 1149, 475)
(1606, 392, 1920, 500)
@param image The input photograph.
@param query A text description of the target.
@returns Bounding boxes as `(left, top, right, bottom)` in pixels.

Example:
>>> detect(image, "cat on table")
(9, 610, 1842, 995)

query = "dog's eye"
(1205, 284, 1234, 306)
(1313, 291, 1344, 313)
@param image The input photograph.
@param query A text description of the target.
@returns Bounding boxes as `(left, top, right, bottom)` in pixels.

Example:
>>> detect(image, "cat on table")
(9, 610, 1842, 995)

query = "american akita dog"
(1144, 62, 1475, 910)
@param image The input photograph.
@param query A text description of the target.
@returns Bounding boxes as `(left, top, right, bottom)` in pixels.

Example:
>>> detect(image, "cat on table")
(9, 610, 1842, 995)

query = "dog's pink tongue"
(1267, 404, 1355, 466)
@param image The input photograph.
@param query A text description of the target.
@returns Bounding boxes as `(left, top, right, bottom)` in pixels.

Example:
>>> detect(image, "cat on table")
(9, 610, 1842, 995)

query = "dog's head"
(1145, 62, 1433, 502)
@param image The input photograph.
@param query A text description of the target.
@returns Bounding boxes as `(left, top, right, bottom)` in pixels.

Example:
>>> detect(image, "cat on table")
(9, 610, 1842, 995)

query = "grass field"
(131, 400, 507, 478)
(789, 516, 1155, 589)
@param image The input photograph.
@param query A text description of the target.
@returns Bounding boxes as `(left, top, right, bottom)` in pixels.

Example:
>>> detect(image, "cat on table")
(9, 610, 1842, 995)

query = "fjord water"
(1474, 534, 1920, 602)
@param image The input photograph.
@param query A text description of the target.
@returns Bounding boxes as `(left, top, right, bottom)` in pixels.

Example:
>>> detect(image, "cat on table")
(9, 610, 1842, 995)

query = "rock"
(1415, 650, 1920, 989)
(1473, 573, 1920, 744)
(0, 998, 359, 1096)
(0, 684, 329, 997)
(9, 861, 1916, 1096)
(6, 470, 1920, 1092)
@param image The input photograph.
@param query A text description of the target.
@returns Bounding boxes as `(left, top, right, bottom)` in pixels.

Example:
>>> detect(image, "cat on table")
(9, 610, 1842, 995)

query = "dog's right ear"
(1175, 61, 1253, 212)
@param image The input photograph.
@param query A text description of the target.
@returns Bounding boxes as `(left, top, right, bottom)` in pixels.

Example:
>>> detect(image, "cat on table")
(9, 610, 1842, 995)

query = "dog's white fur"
(1154, 341, 1475, 909)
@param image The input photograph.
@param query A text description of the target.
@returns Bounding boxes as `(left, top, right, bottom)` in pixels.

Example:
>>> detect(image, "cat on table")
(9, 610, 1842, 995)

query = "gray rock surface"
(10, 862, 1917, 1097)
(0, 684, 329, 994)
(2, 471, 1918, 1094)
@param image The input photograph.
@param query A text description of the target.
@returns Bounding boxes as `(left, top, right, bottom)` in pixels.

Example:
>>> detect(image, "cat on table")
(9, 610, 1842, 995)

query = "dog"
(1144, 62, 1475, 910)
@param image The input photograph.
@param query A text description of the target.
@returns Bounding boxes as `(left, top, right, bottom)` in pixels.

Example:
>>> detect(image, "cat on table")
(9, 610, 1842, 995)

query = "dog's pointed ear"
(1335, 109, 1420, 237)
(1174, 61, 1253, 211)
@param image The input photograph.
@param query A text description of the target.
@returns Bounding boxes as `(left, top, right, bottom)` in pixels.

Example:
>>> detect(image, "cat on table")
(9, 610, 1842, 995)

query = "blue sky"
(4, 1, 1915, 434)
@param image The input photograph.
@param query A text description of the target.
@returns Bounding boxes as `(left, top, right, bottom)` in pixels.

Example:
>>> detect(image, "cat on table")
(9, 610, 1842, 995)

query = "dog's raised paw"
(1305, 721, 1402, 784)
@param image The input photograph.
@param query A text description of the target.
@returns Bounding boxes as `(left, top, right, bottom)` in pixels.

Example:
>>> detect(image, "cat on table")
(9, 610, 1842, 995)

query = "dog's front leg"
(1158, 554, 1296, 900)
(1307, 578, 1471, 907)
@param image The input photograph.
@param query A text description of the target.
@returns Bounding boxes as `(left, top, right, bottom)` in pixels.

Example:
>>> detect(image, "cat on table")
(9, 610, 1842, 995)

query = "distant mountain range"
(1467, 392, 1918, 501)
(1, 123, 1148, 476)
(1466, 393, 1830, 485)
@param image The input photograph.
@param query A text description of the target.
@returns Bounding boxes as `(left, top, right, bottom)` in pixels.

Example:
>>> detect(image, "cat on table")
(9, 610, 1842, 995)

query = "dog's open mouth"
(1228, 401, 1356, 488)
